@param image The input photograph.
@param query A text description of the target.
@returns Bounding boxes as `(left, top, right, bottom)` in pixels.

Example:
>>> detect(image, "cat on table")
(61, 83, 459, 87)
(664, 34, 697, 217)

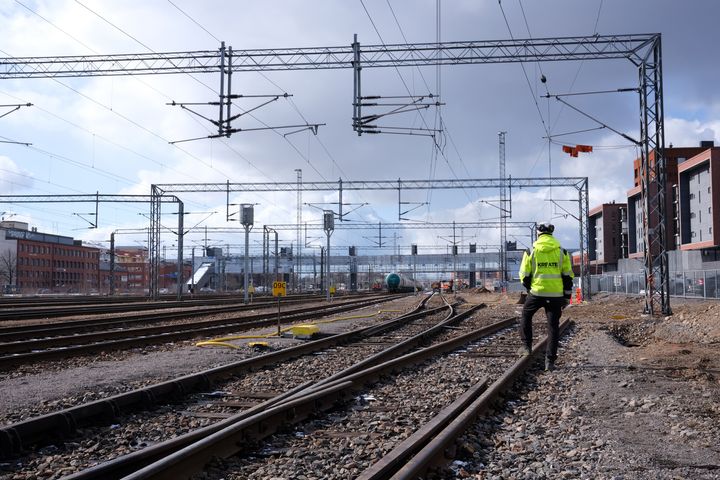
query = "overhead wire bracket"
(168, 43, 323, 144)
(544, 90, 641, 146)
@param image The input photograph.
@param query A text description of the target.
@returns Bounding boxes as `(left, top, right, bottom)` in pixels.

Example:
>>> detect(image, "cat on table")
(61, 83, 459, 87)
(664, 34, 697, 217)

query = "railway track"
(98, 312, 565, 480)
(0, 293, 538, 479)
(0, 295, 449, 470)
(0, 295, 397, 370)
(0, 295, 365, 341)
(0, 294, 572, 479)
(0, 293, 345, 322)
(130, 317, 568, 480)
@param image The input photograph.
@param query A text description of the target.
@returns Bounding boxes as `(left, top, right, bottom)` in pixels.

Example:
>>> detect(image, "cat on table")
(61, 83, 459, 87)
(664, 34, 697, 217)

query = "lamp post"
(241, 204, 254, 303)
(411, 244, 418, 295)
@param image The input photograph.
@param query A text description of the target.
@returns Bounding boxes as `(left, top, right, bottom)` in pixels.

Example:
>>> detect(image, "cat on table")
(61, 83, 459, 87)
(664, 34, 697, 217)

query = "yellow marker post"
(272, 281, 287, 336)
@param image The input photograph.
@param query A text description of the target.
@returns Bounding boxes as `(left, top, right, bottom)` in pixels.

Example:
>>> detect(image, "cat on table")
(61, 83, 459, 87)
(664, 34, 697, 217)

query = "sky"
(0, 0, 718, 258)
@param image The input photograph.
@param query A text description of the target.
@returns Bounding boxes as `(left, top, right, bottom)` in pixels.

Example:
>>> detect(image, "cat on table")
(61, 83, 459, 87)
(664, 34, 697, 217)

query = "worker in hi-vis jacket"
(517, 221, 574, 371)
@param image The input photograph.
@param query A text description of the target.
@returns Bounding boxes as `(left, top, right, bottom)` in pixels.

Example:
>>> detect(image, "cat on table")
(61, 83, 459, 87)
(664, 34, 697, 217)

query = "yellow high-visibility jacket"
(519, 234, 574, 297)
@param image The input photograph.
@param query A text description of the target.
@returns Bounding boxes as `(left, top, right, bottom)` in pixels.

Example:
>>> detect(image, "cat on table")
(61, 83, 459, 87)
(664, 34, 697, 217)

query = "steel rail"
(0, 294, 377, 342)
(0, 292, 324, 308)
(0, 293, 328, 324)
(0, 296, 435, 457)
(385, 318, 573, 480)
(0, 297, 377, 354)
(280, 295, 466, 401)
(356, 376, 491, 480)
(0, 297, 397, 368)
(114, 310, 516, 479)
(58, 295, 442, 479)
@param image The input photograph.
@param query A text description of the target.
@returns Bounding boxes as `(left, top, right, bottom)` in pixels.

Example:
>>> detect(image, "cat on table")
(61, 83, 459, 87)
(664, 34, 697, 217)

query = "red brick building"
(115, 247, 149, 293)
(0, 222, 101, 294)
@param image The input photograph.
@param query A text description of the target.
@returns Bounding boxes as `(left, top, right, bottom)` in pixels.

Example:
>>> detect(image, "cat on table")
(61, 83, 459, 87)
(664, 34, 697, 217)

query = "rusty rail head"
(114, 312, 516, 480)
(356, 376, 490, 480)
(0, 295, 426, 458)
(386, 318, 573, 480)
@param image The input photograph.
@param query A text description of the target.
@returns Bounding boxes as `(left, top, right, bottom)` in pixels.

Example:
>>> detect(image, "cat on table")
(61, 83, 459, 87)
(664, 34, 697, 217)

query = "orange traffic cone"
(575, 287, 582, 304)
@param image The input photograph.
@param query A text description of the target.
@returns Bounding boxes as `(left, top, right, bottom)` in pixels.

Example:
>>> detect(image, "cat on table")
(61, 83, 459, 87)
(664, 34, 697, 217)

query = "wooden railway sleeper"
(0, 299, 432, 459)
(117, 317, 514, 479)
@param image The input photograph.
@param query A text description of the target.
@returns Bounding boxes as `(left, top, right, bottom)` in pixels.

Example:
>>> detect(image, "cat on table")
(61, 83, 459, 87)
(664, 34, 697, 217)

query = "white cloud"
(0, 0, 718, 253)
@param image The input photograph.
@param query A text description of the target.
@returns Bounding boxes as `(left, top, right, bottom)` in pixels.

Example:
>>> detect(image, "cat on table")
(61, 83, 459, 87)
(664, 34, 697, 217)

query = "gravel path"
(447, 293, 720, 480)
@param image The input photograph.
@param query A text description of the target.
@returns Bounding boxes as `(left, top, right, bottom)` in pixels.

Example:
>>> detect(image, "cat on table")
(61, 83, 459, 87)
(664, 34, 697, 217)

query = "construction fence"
(591, 270, 720, 300)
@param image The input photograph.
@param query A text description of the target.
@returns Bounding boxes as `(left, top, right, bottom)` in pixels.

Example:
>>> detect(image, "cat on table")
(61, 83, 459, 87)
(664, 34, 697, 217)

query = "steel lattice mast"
(1, 34, 666, 312)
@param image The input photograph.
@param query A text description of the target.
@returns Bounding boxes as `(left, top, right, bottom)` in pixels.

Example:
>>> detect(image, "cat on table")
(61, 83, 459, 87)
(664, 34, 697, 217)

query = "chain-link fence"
(591, 270, 720, 299)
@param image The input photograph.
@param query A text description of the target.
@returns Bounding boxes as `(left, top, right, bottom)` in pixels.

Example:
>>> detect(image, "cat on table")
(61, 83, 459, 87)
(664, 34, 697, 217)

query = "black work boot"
(544, 357, 555, 372)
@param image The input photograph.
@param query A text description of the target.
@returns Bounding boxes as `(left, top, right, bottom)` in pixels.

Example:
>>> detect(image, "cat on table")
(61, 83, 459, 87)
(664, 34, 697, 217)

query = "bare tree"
(0, 248, 17, 289)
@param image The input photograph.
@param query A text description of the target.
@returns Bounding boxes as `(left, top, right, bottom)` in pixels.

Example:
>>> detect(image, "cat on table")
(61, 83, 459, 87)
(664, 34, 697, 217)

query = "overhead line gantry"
(1, 33, 667, 313)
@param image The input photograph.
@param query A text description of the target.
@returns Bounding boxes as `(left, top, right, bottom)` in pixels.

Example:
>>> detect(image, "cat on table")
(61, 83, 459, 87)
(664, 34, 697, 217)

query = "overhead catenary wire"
(74, 0, 305, 200)
(361, 0, 477, 213)
(498, 0, 550, 138)
(49, 2, 300, 221)
(167, 0, 222, 43)
(168, 0, 387, 224)
(157, 2, 330, 184)
(0, 29, 227, 188)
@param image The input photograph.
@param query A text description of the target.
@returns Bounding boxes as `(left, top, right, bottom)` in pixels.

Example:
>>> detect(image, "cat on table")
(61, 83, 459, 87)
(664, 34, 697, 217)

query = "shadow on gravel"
(603, 324, 642, 347)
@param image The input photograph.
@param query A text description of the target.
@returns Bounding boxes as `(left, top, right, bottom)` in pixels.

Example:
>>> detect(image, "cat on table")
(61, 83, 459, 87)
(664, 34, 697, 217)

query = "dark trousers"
(520, 293, 565, 361)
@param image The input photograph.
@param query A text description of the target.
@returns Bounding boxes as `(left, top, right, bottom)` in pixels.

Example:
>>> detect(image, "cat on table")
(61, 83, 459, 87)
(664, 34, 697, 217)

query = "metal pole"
(326, 233, 331, 301)
(323, 210, 334, 301)
(274, 231, 279, 281)
(240, 204, 254, 303)
(191, 247, 195, 294)
(109, 232, 115, 296)
(412, 244, 417, 295)
(244, 225, 250, 303)
(176, 201, 184, 301)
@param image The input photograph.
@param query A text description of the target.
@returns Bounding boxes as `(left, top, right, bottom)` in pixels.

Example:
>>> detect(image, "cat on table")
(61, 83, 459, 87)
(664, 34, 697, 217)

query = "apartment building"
(677, 146, 719, 250)
(626, 144, 711, 257)
(588, 202, 627, 271)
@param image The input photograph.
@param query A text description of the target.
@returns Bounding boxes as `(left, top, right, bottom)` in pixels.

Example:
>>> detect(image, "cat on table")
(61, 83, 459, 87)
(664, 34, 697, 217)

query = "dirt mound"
(466, 287, 489, 294)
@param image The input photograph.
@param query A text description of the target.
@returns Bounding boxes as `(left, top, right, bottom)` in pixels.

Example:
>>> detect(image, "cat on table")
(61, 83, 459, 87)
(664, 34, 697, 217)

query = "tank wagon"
(384, 273, 421, 293)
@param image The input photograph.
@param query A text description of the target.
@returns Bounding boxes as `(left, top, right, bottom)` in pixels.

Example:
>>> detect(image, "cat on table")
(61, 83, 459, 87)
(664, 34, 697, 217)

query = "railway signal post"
(272, 280, 287, 336)
(241, 204, 254, 304)
(324, 210, 334, 302)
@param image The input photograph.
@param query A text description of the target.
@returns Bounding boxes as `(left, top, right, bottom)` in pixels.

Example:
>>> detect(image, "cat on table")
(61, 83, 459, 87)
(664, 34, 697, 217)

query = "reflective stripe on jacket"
(519, 234, 574, 297)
